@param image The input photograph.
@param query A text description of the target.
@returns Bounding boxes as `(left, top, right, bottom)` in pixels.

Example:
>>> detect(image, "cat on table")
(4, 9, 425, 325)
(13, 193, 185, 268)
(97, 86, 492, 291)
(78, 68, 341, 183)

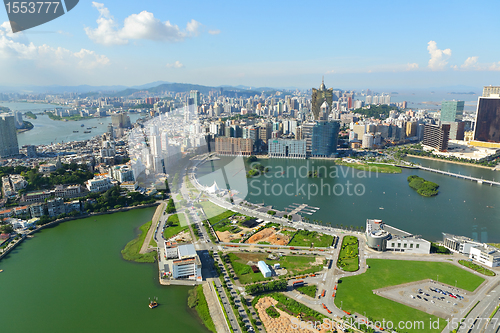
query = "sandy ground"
(167, 230, 192, 243)
(216, 224, 253, 243)
(245, 228, 291, 245)
(255, 297, 329, 333)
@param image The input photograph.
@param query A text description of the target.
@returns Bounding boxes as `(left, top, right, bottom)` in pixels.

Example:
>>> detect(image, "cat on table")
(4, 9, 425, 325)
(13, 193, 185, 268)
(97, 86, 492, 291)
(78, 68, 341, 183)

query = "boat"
(379, 207, 384, 210)
(81, 124, 84, 127)
(87, 127, 92, 130)
(92, 126, 97, 128)
(73, 130, 79, 133)
(149, 297, 158, 309)
(83, 131, 91, 134)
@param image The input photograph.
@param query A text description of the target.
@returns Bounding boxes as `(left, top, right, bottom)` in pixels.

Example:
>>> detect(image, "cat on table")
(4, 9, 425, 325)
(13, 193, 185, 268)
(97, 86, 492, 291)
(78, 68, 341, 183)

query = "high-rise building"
(311, 78, 334, 120)
(440, 101, 464, 122)
(190, 90, 201, 106)
(311, 121, 340, 157)
(472, 97, 500, 147)
(422, 124, 450, 152)
(0, 114, 19, 158)
(483, 86, 500, 97)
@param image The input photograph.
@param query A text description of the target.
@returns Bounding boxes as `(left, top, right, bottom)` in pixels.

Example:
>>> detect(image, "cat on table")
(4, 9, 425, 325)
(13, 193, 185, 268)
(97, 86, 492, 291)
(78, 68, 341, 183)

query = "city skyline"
(0, 1, 500, 89)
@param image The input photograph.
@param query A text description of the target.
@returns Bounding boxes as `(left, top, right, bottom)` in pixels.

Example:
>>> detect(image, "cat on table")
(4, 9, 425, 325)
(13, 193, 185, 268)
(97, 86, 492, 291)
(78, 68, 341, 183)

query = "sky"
(1, 0, 500, 90)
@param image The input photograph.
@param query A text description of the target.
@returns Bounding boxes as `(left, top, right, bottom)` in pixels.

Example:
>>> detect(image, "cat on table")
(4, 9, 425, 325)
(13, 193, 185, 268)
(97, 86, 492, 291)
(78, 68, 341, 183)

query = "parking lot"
(376, 280, 471, 319)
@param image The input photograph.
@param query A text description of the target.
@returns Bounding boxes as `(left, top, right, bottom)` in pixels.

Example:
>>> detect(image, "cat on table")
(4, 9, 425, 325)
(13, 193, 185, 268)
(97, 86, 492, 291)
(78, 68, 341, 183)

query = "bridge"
(417, 166, 500, 186)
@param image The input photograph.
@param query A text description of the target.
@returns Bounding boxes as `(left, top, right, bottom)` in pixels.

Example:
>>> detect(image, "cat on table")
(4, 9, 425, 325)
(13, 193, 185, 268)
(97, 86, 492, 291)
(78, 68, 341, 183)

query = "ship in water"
(83, 131, 91, 134)
(73, 131, 79, 133)
(149, 297, 158, 309)
(81, 124, 84, 127)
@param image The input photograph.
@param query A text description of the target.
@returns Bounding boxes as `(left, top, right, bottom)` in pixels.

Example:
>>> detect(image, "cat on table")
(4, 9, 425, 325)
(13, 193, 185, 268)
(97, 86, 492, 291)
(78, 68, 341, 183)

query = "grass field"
(336, 161, 402, 174)
(227, 252, 323, 284)
(337, 235, 359, 272)
(458, 259, 495, 276)
(121, 221, 157, 263)
(163, 214, 189, 240)
(335, 259, 485, 333)
(200, 201, 228, 219)
(188, 285, 216, 333)
(296, 285, 317, 298)
(288, 230, 334, 247)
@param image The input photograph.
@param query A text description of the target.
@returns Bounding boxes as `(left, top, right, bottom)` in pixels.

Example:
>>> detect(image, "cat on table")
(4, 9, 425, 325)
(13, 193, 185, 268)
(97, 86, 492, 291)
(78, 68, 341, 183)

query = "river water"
(0, 102, 144, 146)
(0, 208, 209, 333)
(196, 157, 500, 243)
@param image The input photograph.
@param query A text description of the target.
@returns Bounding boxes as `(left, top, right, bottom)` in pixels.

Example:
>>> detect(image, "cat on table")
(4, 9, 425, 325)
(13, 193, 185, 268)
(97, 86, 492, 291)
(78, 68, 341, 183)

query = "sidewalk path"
(140, 201, 165, 254)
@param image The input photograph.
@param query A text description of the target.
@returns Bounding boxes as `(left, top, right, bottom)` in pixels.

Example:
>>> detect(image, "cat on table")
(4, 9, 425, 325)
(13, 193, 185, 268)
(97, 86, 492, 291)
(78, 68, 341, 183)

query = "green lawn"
(288, 230, 334, 247)
(121, 221, 157, 263)
(296, 285, 317, 298)
(163, 214, 189, 240)
(458, 259, 495, 276)
(337, 235, 359, 272)
(200, 201, 228, 219)
(336, 161, 402, 174)
(226, 252, 323, 285)
(335, 259, 485, 333)
(188, 285, 216, 333)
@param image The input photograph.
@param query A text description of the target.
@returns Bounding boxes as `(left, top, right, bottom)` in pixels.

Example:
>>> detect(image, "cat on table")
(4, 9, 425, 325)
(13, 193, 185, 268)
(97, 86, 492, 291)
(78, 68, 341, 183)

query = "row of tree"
(245, 279, 287, 295)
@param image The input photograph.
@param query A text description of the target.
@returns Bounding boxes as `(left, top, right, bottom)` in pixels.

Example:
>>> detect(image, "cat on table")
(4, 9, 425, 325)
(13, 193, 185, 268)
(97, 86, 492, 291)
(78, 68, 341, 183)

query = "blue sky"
(1, 0, 499, 90)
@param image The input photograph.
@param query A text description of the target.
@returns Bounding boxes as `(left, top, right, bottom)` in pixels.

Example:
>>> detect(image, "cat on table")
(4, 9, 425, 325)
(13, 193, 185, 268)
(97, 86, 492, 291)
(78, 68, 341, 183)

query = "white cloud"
(489, 62, 500, 71)
(0, 21, 109, 69)
(427, 41, 451, 70)
(166, 61, 184, 68)
(406, 63, 419, 71)
(461, 56, 478, 69)
(325, 70, 335, 74)
(86, 2, 203, 45)
(208, 29, 221, 35)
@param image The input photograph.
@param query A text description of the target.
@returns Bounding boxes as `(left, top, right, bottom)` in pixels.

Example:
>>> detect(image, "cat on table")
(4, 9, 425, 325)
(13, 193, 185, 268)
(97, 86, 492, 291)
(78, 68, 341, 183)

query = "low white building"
(86, 176, 114, 193)
(469, 246, 500, 268)
(163, 242, 202, 281)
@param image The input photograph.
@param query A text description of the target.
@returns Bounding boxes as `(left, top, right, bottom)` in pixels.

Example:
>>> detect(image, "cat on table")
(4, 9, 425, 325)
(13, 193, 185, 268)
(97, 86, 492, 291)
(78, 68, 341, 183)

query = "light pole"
(341, 301, 343, 310)
(437, 274, 439, 283)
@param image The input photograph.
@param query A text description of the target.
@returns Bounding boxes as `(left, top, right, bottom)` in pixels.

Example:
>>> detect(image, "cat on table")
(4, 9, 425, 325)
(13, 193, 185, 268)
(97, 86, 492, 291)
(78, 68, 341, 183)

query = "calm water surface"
(197, 157, 500, 243)
(0, 208, 209, 333)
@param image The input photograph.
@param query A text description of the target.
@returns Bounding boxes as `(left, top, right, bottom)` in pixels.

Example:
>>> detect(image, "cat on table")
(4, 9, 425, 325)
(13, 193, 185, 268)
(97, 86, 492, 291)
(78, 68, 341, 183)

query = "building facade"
(311, 79, 334, 120)
(268, 139, 306, 159)
(473, 97, 500, 146)
(0, 114, 19, 158)
(422, 124, 450, 151)
(440, 101, 464, 122)
(366, 219, 430, 254)
(215, 137, 253, 156)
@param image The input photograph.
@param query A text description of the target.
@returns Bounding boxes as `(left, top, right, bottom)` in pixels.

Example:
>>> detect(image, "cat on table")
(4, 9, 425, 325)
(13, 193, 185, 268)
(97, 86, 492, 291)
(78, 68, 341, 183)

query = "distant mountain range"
(0, 81, 290, 98)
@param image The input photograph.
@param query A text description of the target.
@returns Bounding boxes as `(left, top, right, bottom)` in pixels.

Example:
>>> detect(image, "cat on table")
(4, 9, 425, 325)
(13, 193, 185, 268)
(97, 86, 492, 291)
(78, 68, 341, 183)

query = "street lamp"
(437, 274, 439, 283)
(341, 301, 343, 310)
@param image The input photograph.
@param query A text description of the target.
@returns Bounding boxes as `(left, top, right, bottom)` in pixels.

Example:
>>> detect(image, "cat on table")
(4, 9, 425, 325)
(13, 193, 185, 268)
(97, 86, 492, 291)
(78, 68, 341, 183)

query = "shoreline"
(406, 154, 497, 170)
(0, 202, 160, 262)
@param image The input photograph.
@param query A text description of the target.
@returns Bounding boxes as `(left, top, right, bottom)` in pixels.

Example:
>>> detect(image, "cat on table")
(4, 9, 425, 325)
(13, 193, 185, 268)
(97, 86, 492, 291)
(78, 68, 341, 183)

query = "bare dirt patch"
(245, 228, 291, 245)
(255, 297, 328, 333)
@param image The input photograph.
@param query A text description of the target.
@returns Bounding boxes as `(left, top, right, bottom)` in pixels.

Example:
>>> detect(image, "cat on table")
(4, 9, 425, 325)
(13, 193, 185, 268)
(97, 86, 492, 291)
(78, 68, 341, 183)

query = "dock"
(286, 203, 319, 215)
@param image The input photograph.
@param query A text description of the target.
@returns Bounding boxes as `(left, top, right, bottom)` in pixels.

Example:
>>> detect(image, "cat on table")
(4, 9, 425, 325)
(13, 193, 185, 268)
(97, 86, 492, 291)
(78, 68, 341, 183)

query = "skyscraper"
(311, 121, 340, 157)
(0, 114, 19, 158)
(311, 78, 334, 120)
(440, 101, 464, 122)
(190, 90, 201, 106)
(422, 124, 450, 152)
(473, 97, 500, 146)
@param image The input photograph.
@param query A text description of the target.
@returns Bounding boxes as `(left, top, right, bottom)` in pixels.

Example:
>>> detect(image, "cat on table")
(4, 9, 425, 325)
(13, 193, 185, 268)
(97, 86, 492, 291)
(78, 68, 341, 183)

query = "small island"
(407, 175, 439, 197)
(24, 111, 37, 119)
(246, 163, 269, 178)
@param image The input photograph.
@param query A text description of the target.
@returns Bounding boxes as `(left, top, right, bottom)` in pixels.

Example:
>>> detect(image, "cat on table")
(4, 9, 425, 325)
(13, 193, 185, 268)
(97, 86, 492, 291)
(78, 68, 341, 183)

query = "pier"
(418, 166, 500, 186)
(286, 203, 319, 215)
